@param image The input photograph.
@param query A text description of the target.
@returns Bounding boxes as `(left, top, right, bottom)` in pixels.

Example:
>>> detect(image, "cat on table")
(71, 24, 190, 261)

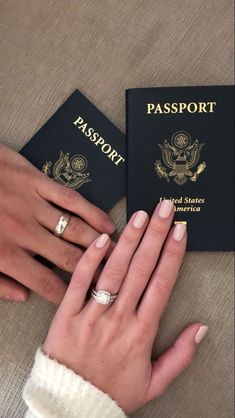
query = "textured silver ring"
(91, 289, 118, 305)
(54, 215, 70, 237)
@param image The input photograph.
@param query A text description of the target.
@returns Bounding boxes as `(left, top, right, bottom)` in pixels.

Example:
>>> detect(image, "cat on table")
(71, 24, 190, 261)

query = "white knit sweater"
(23, 348, 127, 418)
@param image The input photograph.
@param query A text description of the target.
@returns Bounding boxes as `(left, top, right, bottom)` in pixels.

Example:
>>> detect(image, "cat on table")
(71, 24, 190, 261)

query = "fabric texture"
(0, 1, 234, 417)
(23, 348, 126, 418)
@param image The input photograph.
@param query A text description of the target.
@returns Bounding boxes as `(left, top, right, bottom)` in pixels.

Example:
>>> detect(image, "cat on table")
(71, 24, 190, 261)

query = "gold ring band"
(54, 215, 70, 237)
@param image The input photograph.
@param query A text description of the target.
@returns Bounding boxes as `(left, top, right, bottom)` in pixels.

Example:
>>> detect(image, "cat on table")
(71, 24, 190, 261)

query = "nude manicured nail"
(158, 199, 174, 218)
(133, 211, 148, 229)
(173, 223, 187, 241)
(96, 233, 110, 248)
(195, 325, 209, 344)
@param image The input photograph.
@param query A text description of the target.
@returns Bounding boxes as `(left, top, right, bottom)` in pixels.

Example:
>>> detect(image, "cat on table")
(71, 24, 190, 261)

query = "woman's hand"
(0, 144, 114, 304)
(43, 200, 208, 414)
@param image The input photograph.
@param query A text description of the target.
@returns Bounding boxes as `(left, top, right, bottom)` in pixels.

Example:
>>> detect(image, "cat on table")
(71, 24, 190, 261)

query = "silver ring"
(91, 289, 118, 305)
(54, 215, 70, 237)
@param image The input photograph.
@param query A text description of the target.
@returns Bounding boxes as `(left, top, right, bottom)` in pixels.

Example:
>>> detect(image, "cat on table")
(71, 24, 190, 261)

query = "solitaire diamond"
(96, 291, 111, 305)
(91, 288, 118, 305)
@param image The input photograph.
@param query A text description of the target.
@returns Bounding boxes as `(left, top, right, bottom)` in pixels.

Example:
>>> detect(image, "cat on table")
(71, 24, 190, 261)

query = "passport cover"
(20, 90, 125, 212)
(126, 85, 234, 251)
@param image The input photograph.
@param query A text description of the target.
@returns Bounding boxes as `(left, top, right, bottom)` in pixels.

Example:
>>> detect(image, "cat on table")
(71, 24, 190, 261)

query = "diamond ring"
(91, 289, 118, 305)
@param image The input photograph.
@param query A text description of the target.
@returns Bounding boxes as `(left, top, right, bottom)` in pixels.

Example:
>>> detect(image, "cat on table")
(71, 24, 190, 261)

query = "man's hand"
(0, 144, 115, 304)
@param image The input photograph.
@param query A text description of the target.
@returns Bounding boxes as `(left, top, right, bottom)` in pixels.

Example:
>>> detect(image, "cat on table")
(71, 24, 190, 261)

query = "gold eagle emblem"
(154, 131, 206, 185)
(42, 151, 91, 189)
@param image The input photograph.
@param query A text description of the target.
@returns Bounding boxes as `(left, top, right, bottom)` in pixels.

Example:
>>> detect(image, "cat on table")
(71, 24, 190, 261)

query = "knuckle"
(83, 249, 99, 265)
(58, 186, 78, 204)
(109, 306, 125, 323)
(134, 332, 149, 348)
(165, 245, 183, 258)
(67, 217, 86, 237)
(61, 246, 81, 271)
(102, 312, 122, 344)
(82, 245, 101, 267)
(81, 321, 96, 341)
(71, 270, 88, 288)
(132, 257, 151, 275)
(39, 277, 55, 297)
(121, 232, 137, 246)
(33, 167, 47, 186)
(104, 264, 125, 282)
(152, 274, 172, 296)
(92, 207, 106, 221)
(58, 186, 70, 203)
(149, 221, 166, 238)
(71, 252, 97, 284)
(179, 351, 194, 369)
(133, 322, 151, 346)
(3, 212, 26, 234)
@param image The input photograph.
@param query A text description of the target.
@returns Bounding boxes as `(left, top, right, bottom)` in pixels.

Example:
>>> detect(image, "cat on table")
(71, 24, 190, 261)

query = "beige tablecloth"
(0, 1, 234, 417)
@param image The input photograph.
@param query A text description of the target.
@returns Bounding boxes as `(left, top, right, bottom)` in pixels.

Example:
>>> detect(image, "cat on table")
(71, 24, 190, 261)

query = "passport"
(20, 90, 125, 212)
(126, 85, 234, 251)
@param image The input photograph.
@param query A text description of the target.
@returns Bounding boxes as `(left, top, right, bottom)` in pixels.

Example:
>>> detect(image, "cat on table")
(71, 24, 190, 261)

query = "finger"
(36, 201, 100, 247)
(28, 227, 83, 273)
(116, 200, 174, 313)
(146, 323, 209, 401)
(138, 223, 187, 330)
(0, 274, 28, 302)
(85, 210, 149, 318)
(36, 176, 115, 234)
(59, 234, 111, 317)
(1, 250, 67, 304)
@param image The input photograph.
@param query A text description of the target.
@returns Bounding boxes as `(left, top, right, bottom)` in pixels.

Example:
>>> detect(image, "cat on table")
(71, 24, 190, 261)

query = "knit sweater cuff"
(23, 348, 127, 418)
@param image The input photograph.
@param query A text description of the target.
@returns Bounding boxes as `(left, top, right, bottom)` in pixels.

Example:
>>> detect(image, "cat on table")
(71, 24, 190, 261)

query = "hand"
(43, 200, 208, 414)
(0, 144, 115, 304)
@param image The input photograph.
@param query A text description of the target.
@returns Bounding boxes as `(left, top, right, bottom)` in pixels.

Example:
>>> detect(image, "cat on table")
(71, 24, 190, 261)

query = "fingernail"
(103, 221, 115, 234)
(195, 325, 209, 344)
(96, 233, 110, 248)
(4, 294, 26, 302)
(133, 210, 149, 229)
(158, 200, 174, 218)
(173, 223, 187, 241)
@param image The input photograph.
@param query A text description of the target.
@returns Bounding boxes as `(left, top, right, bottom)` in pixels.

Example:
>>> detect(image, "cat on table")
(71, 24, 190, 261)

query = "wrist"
(23, 348, 127, 418)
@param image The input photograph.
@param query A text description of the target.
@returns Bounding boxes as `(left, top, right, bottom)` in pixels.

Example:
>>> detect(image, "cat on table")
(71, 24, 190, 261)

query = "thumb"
(147, 323, 208, 401)
(0, 274, 28, 302)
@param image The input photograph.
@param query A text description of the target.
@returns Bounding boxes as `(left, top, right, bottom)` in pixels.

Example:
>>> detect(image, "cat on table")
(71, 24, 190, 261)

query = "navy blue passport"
(20, 90, 126, 211)
(126, 85, 234, 251)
